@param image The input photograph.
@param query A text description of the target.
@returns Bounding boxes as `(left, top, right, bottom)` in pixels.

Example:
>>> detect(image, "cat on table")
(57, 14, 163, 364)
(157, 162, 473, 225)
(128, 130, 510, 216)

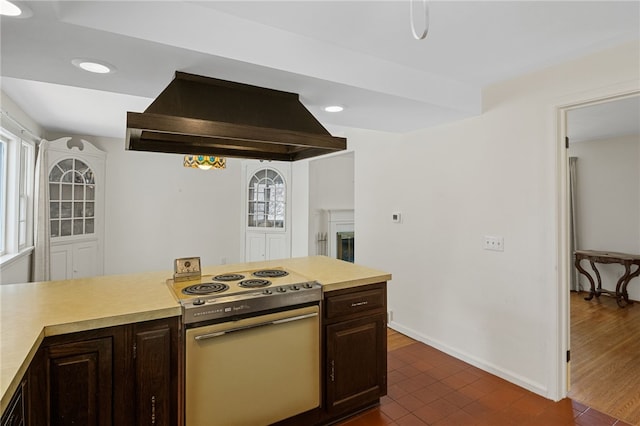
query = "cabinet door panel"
(50, 245, 73, 281)
(73, 240, 99, 278)
(326, 313, 386, 414)
(46, 337, 112, 426)
(1, 380, 25, 426)
(135, 327, 171, 426)
(266, 233, 288, 261)
(246, 233, 267, 262)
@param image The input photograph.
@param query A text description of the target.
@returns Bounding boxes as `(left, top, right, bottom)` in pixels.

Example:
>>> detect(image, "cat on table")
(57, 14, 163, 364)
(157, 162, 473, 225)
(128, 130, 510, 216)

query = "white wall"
(308, 152, 354, 255)
(47, 133, 243, 275)
(569, 134, 640, 300)
(348, 41, 640, 400)
(291, 160, 310, 257)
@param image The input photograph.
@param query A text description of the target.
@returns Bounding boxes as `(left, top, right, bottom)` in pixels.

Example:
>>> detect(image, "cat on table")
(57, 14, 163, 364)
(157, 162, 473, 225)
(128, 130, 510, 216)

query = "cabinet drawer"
(325, 286, 385, 320)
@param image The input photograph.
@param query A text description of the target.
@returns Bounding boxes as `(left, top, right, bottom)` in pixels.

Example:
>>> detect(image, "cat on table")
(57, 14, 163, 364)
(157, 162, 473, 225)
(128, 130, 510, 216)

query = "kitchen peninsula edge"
(0, 255, 392, 419)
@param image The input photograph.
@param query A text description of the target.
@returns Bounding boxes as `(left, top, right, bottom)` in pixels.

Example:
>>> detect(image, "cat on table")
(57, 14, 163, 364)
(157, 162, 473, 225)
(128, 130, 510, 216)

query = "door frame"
(554, 85, 639, 400)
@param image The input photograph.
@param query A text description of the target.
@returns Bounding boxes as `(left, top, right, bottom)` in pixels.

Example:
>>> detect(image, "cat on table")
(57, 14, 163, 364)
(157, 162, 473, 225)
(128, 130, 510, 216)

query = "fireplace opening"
(337, 231, 355, 263)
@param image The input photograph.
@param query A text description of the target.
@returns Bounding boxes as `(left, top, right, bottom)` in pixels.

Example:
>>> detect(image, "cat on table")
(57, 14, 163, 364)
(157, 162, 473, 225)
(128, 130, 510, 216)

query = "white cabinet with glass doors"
(243, 163, 291, 262)
(47, 138, 105, 280)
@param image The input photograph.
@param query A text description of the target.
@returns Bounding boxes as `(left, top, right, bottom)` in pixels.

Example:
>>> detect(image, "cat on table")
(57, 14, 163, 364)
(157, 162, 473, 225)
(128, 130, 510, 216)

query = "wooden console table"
(574, 250, 640, 307)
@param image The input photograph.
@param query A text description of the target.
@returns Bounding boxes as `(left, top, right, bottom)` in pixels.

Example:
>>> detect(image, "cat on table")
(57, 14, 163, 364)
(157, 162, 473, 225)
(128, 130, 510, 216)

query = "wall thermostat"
(392, 212, 402, 223)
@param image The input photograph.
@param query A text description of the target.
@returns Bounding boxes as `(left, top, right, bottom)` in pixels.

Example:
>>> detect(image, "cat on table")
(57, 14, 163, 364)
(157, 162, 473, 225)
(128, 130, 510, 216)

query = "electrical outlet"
(388, 310, 394, 322)
(483, 235, 504, 251)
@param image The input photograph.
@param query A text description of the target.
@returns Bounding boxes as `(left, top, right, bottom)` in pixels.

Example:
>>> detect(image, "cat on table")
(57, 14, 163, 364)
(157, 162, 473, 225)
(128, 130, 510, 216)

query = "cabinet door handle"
(330, 360, 335, 382)
(351, 301, 368, 307)
(194, 312, 318, 340)
(151, 395, 156, 424)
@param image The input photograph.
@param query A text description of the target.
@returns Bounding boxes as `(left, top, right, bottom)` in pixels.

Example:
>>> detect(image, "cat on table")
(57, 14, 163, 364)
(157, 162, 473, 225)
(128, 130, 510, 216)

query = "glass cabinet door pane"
(85, 219, 94, 234)
(49, 183, 60, 200)
(86, 185, 95, 200)
(59, 158, 73, 171)
(85, 170, 95, 184)
(61, 184, 72, 200)
(49, 165, 63, 182)
(61, 202, 72, 218)
(85, 202, 94, 218)
(73, 202, 84, 218)
(74, 185, 84, 200)
(73, 219, 84, 235)
(50, 220, 59, 237)
(60, 220, 72, 236)
(75, 159, 88, 174)
(73, 171, 84, 183)
(50, 202, 60, 219)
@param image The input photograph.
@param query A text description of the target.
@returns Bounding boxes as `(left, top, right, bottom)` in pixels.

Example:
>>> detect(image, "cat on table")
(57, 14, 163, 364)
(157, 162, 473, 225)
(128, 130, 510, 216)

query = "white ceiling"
(1, 1, 639, 140)
(568, 96, 640, 144)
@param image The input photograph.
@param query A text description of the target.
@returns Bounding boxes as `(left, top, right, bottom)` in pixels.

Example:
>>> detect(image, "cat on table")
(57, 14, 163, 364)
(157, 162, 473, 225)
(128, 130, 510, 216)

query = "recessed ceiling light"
(72, 59, 116, 74)
(324, 105, 344, 113)
(0, 0, 22, 16)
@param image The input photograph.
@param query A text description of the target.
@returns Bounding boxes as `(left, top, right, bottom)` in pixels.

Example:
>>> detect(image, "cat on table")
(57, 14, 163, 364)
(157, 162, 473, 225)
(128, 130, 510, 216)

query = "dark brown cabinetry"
(47, 337, 113, 425)
(324, 282, 387, 418)
(132, 320, 179, 426)
(1, 380, 26, 426)
(28, 317, 180, 426)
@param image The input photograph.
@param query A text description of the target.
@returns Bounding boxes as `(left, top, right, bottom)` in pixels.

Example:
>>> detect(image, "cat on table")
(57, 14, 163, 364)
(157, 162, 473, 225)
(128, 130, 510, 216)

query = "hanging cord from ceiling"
(410, 0, 429, 40)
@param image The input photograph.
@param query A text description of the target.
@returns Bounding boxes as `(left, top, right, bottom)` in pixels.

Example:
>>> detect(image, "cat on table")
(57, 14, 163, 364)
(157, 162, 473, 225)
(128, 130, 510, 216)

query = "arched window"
(49, 158, 96, 237)
(247, 168, 286, 229)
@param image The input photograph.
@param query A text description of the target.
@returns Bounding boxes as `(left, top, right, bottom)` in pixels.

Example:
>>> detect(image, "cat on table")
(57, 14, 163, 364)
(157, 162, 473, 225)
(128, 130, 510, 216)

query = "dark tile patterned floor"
(337, 341, 633, 426)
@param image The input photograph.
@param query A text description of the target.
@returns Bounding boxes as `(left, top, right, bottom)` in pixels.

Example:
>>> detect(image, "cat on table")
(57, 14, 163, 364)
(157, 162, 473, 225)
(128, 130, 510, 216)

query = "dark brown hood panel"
(126, 72, 346, 161)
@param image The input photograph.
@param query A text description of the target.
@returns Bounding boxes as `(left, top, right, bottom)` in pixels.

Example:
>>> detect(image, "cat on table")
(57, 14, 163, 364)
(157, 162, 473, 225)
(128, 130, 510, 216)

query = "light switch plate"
(392, 212, 402, 223)
(483, 235, 504, 251)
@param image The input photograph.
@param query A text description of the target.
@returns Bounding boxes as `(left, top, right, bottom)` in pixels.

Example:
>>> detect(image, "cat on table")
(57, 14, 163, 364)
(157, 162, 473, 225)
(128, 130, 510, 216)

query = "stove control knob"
(303, 282, 313, 289)
(263, 289, 273, 295)
(290, 285, 300, 291)
(193, 298, 205, 306)
(277, 287, 287, 293)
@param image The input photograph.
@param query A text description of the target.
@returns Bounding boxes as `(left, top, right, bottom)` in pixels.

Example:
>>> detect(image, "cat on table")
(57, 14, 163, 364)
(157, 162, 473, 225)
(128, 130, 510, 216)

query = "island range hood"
(126, 72, 346, 161)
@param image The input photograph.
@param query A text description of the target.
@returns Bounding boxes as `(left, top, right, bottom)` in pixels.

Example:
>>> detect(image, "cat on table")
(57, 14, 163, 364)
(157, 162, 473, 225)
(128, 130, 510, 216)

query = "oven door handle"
(193, 312, 318, 341)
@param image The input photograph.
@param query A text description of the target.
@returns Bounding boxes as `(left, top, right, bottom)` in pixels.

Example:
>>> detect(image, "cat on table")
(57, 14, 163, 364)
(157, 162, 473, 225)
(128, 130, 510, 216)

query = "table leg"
(619, 263, 640, 307)
(589, 261, 603, 297)
(575, 257, 597, 300)
(614, 262, 632, 307)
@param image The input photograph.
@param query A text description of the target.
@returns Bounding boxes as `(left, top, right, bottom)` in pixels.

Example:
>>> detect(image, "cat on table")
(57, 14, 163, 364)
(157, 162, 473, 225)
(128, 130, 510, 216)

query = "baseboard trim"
(388, 321, 549, 399)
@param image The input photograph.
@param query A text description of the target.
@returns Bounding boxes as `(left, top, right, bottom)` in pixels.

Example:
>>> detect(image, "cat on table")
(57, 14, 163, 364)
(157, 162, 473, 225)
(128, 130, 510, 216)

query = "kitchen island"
(1, 255, 391, 423)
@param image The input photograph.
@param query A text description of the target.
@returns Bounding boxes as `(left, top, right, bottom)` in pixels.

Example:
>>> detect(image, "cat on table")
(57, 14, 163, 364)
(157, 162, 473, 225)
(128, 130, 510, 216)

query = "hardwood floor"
(569, 291, 640, 425)
(387, 328, 417, 351)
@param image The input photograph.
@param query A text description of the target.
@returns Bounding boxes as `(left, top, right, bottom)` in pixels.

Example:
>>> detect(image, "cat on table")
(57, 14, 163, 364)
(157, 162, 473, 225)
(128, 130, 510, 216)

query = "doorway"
(560, 93, 640, 423)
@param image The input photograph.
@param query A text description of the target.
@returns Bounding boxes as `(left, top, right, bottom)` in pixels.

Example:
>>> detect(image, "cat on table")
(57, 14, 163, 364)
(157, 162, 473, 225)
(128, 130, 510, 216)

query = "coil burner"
(212, 274, 245, 282)
(252, 269, 289, 279)
(238, 279, 271, 289)
(182, 283, 229, 295)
